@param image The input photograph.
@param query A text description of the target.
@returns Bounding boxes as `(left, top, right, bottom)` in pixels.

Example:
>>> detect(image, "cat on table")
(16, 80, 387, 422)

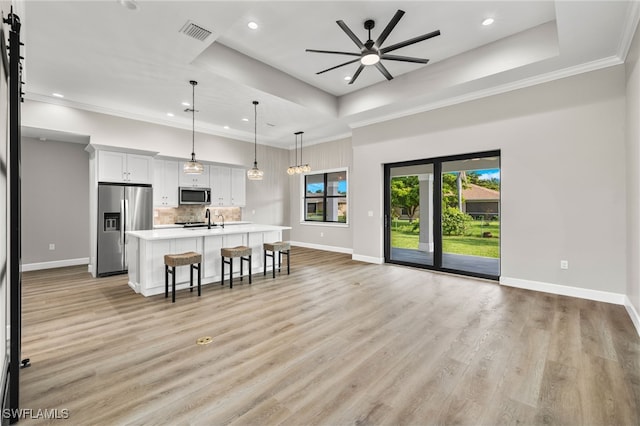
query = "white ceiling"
(20, 1, 639, 149)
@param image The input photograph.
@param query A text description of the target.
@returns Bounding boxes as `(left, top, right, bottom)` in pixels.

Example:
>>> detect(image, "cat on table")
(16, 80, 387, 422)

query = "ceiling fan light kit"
(306, 9, 440, 84)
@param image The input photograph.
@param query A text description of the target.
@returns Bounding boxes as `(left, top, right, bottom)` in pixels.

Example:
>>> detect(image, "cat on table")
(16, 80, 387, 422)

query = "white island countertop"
(128, 224, 291, 241)
(126, 223, 291, 296)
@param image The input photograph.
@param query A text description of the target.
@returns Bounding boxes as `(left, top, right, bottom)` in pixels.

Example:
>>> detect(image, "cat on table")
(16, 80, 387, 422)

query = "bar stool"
(164, 251, 202, 303)
(263, 241, 290, 278)
(220, 246, 252, 288)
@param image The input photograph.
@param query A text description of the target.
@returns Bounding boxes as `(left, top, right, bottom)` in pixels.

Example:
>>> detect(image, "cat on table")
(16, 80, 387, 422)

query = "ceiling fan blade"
(316, 58, 361, 75)
(380, 30, 441, 54)
(380, 54, 429, 64)
(348, 64, 365, 85)
(375, 62, 393, 81)
(306, 49, 361, 57)
(375, 9, 405, 48)
(336, 20, 365, 50)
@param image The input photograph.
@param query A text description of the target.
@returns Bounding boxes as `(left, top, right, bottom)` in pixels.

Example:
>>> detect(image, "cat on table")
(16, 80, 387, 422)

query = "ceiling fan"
(306, 9, 440, 85)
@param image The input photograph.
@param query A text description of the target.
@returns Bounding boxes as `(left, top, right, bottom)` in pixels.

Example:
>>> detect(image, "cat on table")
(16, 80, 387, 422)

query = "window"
(303, 169, 348, 223)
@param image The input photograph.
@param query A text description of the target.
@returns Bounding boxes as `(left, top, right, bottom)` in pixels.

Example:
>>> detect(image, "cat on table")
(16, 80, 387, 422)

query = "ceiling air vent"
(179, 20, 212, 42)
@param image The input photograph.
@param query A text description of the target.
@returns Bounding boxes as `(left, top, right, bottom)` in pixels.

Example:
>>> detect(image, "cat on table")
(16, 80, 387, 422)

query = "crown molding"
(617, 0, 640, 61)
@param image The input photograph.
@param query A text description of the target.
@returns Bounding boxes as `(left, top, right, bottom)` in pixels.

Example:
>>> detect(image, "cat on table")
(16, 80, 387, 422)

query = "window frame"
(300, 167, 349, 227)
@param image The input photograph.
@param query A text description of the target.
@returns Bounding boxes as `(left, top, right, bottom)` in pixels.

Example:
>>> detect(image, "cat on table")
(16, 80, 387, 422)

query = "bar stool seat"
(221, 246, 252, 288)
(164, 251, 202, 303)
(264, 241, 290, 278)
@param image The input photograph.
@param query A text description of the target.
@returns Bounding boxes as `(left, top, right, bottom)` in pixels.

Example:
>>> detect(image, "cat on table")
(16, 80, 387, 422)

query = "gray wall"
(288, 137, 352, 251)
(626, 23, 640, 319)
(351, 65, 627, 295)
(21, 137, 90, 265)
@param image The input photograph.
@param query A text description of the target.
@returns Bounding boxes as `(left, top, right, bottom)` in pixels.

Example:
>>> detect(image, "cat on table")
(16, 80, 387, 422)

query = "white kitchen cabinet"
(209, 166, 231, 206)
(230, 168, 246, 206)
(153, 160, 179, 207)
(179, 163, 210, 187)
(98, 151, 153, 184)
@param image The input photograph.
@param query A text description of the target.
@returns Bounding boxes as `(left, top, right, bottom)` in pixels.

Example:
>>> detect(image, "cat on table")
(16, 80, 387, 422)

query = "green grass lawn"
(391, 219, 500, 258)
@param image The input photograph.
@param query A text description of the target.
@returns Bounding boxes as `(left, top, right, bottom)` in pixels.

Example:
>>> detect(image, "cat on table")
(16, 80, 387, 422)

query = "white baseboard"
(500, 276, 627, 305)
(351, 254, 384, 264)
(624, 296, 640, 337)
(22, 257, 89, 272)
(290, 241, 353, 255)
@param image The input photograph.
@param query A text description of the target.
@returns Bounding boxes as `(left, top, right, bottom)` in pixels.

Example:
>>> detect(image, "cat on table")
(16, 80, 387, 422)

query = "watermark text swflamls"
(2, 408, 70, 420)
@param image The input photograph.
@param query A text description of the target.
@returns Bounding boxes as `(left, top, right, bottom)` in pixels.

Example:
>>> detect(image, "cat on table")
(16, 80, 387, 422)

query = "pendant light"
(247, 100, 264, 180)
(287, 131, 311, 175)
(183, 80, 204, 174)
(287, 132, 299, 175)
(299, 131, 311, 173)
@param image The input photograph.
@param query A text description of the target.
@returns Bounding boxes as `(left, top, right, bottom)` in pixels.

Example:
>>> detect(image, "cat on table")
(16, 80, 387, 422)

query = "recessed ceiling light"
(247, 21, 258, 30)
(482, 17, 495, 26)
(242, 118, 249, 122)
(223, 126, 230, 130)
(181, 102, 190, 107)
(52, 93, 64, 98)
(167, 113, 174, 117)
(344, 76, 352, 81)
(118, 0, 139, 11)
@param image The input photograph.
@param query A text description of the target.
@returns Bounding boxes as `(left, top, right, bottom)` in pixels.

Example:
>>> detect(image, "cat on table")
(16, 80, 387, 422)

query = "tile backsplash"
(154, 206, 242, 225)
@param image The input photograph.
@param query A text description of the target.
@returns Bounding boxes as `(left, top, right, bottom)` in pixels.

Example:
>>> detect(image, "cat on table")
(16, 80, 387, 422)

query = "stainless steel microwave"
(179, 187, 211, 205)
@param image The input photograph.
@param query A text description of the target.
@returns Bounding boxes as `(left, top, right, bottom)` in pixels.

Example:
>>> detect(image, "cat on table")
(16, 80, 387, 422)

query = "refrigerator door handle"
(120, 199, 126, 246)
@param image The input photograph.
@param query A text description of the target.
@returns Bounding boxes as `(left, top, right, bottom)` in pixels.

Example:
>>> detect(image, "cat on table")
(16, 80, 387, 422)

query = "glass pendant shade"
(185, 80, 203, 175)
(287, 167, 295, 175)
(247, 161, 264, 180)
(247, 100, 264, 180)
(184, 154, 204, 174)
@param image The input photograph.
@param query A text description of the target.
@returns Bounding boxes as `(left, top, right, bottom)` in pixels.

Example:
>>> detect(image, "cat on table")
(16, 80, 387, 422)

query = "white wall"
(352, 65, 627, 296)
(21, 137, 90, 267)
(288, 137, 352, 252)
(626, 22, 640, 328)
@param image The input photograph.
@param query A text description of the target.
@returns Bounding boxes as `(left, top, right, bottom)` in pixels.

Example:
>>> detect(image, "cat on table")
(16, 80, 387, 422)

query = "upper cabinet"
(97, 151, 153, 184)
(210, 166, 231, 206)
(179, 162, 210, 187)
(230, 168, 246, 207)
(153, 160, 179, 207)
(209, 166, 246, 207)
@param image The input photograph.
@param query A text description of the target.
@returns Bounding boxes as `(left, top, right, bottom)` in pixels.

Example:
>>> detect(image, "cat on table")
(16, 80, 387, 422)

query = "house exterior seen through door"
(384, 151, 500, 280)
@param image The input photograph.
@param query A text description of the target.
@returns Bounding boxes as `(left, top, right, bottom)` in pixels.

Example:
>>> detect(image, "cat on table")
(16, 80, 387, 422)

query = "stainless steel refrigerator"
(97, 183, 153, 276)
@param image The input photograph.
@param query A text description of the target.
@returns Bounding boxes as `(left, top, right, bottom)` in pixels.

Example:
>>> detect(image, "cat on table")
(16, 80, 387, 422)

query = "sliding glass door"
(384, 151, 500, 280)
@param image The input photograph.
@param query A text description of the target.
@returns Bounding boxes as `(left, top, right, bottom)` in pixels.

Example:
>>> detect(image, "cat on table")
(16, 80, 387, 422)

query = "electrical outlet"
(49, 243, 55, 251)
(560, 260, 568, 270)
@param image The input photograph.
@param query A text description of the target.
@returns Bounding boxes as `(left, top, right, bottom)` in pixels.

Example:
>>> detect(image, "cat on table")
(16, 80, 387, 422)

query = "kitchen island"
(126, 224, 291, 296)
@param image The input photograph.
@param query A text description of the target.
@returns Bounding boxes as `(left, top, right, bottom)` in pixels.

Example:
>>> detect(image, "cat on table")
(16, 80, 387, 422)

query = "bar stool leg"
(221, 255, 225, 286)
(197, 263, 201, 296)
(240, 256, 244, 281)
(229, 257, 234, 289)
(190, 263, 194, 292)
(171, 266, 176, 303)
(272, 250, 276, 279)
(264, 250, 267, 276)
(165, 264, 169, 298)
(286, 249, 290, 275)
(249, 255, 252, 284)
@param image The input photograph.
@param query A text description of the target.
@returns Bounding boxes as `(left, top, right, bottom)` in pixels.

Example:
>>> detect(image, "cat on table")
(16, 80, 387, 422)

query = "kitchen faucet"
(217, 214, 225, 229)
(205, 208, 211, 229)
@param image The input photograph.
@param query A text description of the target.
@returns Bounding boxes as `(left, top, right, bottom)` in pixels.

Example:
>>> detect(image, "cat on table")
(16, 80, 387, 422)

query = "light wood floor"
(19, 247, 640, 425)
